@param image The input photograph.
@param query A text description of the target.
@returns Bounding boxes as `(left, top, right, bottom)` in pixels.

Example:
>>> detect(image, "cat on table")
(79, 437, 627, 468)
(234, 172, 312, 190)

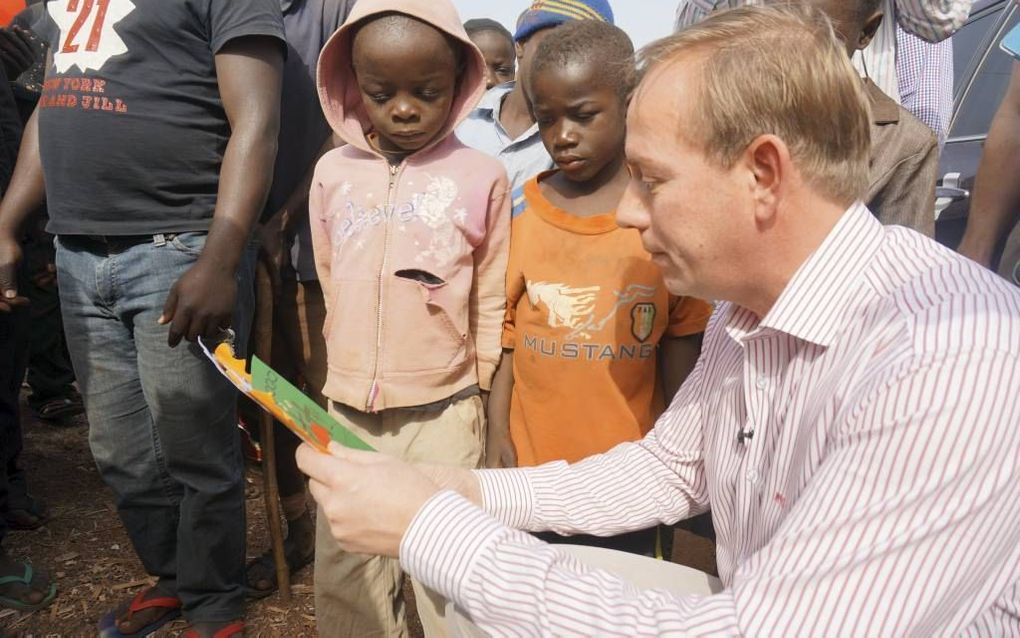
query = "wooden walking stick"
(254, 255, 292, 601)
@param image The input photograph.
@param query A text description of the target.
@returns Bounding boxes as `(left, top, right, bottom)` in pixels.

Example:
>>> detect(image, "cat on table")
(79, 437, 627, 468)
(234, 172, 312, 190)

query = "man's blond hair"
(640, 4, 872, 204)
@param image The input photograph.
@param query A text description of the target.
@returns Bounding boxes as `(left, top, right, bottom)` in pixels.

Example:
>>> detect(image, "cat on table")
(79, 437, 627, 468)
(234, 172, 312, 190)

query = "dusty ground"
(1, 396, 716, 637)
(0, 400, 331, 637)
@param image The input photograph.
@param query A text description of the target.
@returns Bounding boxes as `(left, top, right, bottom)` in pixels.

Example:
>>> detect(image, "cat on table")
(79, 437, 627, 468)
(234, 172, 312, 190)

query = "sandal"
(0, 561, 56, 611)
(98, 586, 182, 637)
(244, 533, 314, 599)
(185, 620, 245, 638)
(4, 496, 48, 531)
(31, 395, 84, 422)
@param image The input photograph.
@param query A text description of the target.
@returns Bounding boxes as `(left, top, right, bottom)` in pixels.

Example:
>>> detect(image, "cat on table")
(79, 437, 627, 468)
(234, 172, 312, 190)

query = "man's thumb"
(0, 264, 18, 299)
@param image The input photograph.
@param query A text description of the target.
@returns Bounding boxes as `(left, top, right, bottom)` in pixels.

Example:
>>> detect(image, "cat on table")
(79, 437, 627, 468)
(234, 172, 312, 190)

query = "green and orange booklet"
(199, 335, 372, 454)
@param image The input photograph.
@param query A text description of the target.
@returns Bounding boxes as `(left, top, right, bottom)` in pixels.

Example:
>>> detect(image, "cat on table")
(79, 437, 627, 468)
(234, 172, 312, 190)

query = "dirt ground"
(0, 399, 334, 637)
(1, 395, 716, 637)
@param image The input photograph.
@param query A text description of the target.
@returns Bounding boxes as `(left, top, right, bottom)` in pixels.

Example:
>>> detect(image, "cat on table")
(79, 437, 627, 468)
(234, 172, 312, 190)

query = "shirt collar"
(727, 203, 884, 348)
(472, 82, 544, 145)
(475, 82, 516, 118)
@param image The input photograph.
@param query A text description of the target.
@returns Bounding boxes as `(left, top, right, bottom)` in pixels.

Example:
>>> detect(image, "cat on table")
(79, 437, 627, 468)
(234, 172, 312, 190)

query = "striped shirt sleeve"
(400, 346, 1020, 636)
(478, 350, 713, 536)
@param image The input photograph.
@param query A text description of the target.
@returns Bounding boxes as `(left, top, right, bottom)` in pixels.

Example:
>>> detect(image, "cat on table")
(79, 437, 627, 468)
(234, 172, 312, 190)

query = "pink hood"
(316, 0, 488, 156)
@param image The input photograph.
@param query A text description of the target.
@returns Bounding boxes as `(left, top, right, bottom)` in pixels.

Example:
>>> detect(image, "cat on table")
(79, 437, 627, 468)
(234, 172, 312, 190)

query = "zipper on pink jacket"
(367, 161, 403, 412)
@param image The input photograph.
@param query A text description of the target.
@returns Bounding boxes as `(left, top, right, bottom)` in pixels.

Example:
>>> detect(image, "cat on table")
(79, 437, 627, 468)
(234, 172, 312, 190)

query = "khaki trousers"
(315, 396, 485, 638)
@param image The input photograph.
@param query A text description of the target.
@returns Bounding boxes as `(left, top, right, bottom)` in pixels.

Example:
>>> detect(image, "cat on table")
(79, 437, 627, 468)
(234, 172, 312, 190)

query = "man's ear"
(859, 12, 883, 51)
(515, 39, 526, 62)
(743, 135, 789, 225)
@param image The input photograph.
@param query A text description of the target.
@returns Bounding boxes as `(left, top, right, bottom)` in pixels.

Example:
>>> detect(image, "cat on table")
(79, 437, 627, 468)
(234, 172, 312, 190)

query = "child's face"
(469, 30, 515, 89)
(352, 21, 460, 155)
(529, 60, 627, 184)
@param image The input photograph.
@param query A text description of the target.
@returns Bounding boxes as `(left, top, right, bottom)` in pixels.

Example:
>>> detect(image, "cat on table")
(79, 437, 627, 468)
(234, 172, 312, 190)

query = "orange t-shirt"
(503, 173, 713, 466)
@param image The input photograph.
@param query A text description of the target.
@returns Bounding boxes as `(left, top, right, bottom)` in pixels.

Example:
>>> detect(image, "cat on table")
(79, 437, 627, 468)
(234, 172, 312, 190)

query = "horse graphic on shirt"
(526, 281, 657, 341)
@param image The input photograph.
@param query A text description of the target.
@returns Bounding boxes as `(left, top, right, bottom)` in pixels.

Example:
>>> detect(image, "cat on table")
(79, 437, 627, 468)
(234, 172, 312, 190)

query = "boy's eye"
(417, 88, 441, 100)
(369, 93, 390, 104)
(497, 67, 513, 76)
(574, 111, 596, 122)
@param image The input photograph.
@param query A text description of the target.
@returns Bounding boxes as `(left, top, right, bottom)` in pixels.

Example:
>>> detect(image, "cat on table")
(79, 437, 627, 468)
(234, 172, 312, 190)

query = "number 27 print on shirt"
(40, 0, 135, 113)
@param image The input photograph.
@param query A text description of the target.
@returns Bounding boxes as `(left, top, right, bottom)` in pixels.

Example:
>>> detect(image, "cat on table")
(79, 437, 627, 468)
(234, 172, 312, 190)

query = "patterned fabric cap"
(513, 0, 614, 42)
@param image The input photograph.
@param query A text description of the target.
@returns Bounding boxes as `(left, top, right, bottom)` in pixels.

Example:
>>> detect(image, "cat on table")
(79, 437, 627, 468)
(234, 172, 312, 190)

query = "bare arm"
(957, 63, 1020, 268)
(260, 134, 339, 283)
(0, 105, 43, 310)
(159, 35, 283, 345)
(659, 334, 702, 404)
(0, 44, 49, 310)
(275, 134, 340, 235)
(485, 350, 517, 468)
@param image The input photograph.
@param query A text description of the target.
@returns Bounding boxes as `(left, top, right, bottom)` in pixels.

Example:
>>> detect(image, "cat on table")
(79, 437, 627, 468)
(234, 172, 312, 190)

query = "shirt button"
(746, 469, 760, 484)
(756, 377, 768, 390)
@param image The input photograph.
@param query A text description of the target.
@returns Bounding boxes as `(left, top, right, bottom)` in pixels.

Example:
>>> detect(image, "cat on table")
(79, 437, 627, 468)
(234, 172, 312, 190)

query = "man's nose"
(616, 180, 648, 231)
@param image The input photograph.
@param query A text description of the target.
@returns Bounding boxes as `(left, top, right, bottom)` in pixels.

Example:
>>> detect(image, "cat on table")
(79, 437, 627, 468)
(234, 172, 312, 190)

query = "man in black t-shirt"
(0, 1, 285, 635)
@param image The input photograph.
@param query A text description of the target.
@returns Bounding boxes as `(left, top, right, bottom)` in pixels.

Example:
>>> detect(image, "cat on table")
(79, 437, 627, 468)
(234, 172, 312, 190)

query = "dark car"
(936, 0, 1019, 284)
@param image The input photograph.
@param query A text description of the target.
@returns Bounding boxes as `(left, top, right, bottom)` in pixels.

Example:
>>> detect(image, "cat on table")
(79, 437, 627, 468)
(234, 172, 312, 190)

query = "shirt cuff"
(476, 468, 535, 529)
(477, 358, 498, 392)
(399, 490, 506, 604)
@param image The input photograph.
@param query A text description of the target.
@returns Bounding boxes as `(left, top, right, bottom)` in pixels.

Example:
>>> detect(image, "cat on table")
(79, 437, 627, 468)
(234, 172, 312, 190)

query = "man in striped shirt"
(300, 5, 1020, 635)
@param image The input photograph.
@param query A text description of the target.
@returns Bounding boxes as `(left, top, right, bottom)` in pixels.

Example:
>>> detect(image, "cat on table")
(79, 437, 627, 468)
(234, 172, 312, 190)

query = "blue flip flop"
(0, 561, 57, 611)
(98, 587, 182, 637)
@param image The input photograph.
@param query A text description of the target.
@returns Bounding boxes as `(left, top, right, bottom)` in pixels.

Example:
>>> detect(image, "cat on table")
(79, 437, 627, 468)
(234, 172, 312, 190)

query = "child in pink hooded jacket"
(309, 0, 509, 635)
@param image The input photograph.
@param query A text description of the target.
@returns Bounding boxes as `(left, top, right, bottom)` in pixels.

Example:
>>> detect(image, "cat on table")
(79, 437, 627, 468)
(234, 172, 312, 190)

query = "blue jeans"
(55, 232, 255, 622)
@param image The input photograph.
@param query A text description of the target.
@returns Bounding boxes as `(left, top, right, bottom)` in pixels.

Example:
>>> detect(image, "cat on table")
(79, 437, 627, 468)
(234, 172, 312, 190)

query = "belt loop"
(153, 233, 166, 247)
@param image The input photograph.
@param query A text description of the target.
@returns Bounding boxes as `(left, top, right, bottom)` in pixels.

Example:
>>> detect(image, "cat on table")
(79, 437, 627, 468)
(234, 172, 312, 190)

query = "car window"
(952, 6, 1004, 93)
(952, 5, 1019, 139)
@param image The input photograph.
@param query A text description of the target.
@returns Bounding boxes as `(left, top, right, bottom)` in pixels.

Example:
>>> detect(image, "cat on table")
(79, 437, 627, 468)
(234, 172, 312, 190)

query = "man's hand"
(158, 259, 237, 347)
(0, 232, 28, 312)
(297, 443, 442, 557)
(30, 262, 56, 289)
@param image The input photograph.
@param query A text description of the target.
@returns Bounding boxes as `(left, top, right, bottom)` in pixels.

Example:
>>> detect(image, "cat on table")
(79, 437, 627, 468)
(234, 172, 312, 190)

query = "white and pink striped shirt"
(401, 204, 1020, 636)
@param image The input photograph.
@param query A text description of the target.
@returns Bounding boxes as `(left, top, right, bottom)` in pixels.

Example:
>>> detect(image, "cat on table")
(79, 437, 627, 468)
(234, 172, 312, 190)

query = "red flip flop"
(98, 586, 182, 637)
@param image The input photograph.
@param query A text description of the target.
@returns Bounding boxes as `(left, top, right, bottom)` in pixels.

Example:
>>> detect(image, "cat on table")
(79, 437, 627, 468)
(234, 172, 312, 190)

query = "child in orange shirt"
(487, 20, 712, 556)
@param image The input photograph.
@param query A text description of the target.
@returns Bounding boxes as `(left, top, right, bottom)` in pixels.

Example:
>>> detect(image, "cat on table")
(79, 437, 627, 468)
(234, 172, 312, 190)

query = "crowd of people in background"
(0, 0, 1016, 636)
